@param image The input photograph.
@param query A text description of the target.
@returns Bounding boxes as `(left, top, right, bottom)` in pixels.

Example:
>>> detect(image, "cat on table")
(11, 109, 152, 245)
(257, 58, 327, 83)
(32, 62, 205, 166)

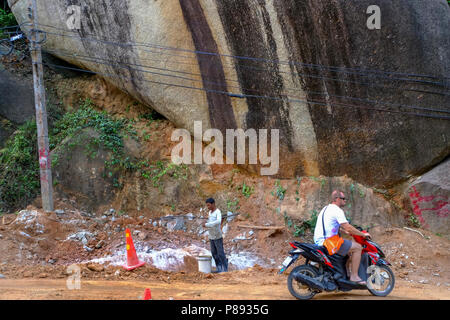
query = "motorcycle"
(278, 227, 395, 300)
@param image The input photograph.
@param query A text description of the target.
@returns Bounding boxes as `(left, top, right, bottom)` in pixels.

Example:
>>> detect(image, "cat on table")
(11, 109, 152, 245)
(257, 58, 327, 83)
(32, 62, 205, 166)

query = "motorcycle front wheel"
(367, 265, 395, 297)
(287, 265, 320, 300)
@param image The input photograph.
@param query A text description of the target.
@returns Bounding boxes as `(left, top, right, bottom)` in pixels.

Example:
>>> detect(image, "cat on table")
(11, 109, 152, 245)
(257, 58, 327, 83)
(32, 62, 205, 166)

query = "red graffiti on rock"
(409, 186, 449, 229)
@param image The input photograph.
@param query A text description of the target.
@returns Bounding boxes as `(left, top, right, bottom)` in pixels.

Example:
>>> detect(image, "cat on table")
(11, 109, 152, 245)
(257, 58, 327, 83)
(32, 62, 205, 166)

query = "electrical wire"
(44, 48, 450, 115)
(36, 28, 449, 97)
(41, 61, 450, 120)
(34, 22, 449, 82)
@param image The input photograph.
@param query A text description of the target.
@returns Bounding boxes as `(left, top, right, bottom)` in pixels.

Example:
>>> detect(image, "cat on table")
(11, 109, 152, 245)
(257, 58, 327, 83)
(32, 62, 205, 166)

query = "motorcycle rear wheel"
(287, 265, 320, 300)
(367, 265, 395, 297)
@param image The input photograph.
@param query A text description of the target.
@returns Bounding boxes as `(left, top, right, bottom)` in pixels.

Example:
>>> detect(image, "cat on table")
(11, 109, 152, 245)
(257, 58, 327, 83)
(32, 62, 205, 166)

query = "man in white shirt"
(205, 198, 228, 272)
(314, 190, 371, 284)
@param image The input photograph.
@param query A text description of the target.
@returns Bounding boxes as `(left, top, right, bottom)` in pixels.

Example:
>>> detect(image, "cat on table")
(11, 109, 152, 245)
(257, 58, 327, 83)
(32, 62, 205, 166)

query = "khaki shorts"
(337, 239, 352, 256)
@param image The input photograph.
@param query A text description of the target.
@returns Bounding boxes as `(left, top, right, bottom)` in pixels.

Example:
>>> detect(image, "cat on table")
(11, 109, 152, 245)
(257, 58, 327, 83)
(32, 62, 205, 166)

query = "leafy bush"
(0, 120, 40, 211)
(0, 8, 17, 38)
(0, 8, 17, 28)
(0, 99, 136, 212)
(284, 210, 320, 237)
(0, 98, 186, 211)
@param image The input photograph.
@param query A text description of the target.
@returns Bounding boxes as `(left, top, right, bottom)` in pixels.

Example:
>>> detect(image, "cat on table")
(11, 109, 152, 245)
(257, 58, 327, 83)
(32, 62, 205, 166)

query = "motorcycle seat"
(297, 242, 327, 253)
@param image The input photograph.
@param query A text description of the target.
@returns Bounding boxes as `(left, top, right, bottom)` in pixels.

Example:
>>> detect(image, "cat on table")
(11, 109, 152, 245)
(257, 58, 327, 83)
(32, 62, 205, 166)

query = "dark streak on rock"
(66, 0, 146, 102)
(274, 0, 450, 186)
(179, 0, 237, 133)
(215, 0, 294, 151)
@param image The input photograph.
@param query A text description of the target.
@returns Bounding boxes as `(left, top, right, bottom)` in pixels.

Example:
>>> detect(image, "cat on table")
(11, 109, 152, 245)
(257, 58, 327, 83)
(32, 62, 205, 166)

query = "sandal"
(351, 279, 366, 285)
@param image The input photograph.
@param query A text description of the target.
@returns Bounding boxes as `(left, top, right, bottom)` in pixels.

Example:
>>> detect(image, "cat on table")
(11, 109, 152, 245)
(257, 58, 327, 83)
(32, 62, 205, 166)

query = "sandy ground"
(0, 277, 448, 300)
(0, 205, 449, 300)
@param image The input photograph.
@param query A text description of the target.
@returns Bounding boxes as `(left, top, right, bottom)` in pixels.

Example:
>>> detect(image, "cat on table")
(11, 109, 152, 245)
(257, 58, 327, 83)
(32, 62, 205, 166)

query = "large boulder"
(405, 159, 449, 237)
(50, 128, 121, 211)
(9, 0, 450, 186)
(0, 66, 35, 146)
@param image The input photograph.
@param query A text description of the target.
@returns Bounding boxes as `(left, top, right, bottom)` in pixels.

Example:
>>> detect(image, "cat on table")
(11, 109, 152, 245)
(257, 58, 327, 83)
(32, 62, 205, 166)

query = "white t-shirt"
(314, 204, 348, 246)
(205, 208, 222, 240)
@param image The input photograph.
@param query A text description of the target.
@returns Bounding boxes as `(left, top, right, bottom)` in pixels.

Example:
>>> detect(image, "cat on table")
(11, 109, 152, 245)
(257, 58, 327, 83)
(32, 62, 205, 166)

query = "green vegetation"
(0, 8, 17, 35)
(350, 183, 366, 200)
(284, 209, 319, 237)
(295, 176, 302, 203)
(50, 98, 138, 176)
(0, 98, 188, 211)
(309, 176, 326, 189)
(137, 160, 189, 193)
(272, 180, 286, 200)
(408, 213, 421, 228)
(0, 120, 40, 211)
(226, 198, 240, 213)
(238, 181, 254, 198)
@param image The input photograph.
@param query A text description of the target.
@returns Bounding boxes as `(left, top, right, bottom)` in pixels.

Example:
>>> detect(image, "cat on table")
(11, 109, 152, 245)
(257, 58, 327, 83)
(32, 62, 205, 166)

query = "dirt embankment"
(0, 203, 448, 300)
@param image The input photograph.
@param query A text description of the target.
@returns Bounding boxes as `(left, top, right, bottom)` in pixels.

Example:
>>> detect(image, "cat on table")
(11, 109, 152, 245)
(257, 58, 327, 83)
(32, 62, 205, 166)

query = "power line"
(41, 61, 450, 120)
(44, 48, 450, 116)
(35, 28, 449, 97)
(34, 22, 449, 82)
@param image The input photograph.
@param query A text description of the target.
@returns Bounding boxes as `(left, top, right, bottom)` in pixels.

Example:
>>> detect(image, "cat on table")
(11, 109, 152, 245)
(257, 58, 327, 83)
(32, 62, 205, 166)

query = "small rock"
(48, 259, 56, 264)
(138, 232, 147, 241)
(87, 264, 104, 272)
(222, 224, 229, 235)
(95, 240, 105, 249)
(226, 211, 235, 222)
(55, 209, 65, 216)
(0, 274, 5, 279)
(114, 270, 120, 276)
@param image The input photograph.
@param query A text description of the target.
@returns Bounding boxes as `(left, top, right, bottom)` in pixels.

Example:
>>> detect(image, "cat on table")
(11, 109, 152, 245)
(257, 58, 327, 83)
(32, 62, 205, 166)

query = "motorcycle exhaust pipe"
(294, 272, 325, 292)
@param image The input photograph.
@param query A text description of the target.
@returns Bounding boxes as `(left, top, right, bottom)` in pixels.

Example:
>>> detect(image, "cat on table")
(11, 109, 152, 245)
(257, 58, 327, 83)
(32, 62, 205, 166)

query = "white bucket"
(197, 255, 212, 273)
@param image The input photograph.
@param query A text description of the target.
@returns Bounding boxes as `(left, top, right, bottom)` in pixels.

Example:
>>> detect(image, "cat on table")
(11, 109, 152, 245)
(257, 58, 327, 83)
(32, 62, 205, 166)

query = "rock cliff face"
(405, 159, 449, 236)
(0, 68, 35, 147)
(8, 0, 450, 187)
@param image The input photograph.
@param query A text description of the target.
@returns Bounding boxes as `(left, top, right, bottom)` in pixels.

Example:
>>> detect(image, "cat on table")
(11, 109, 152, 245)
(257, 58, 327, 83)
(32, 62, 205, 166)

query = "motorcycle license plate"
(282, 256, 293, 267)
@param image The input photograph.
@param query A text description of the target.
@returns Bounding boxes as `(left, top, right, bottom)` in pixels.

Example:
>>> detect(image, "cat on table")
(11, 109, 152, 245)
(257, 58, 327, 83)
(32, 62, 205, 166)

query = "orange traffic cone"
(143, 288, 152, 300)
(123, 228, 145, 271)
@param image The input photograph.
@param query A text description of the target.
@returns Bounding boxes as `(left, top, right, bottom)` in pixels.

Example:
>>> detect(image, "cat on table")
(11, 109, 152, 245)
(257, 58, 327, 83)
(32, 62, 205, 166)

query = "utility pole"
(29, 0, 53, 212)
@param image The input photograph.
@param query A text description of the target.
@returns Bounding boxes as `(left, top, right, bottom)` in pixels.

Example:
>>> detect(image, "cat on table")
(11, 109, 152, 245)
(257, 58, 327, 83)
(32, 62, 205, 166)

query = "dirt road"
(0, 208, 449, 302)
(0, 277, 448, 300)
